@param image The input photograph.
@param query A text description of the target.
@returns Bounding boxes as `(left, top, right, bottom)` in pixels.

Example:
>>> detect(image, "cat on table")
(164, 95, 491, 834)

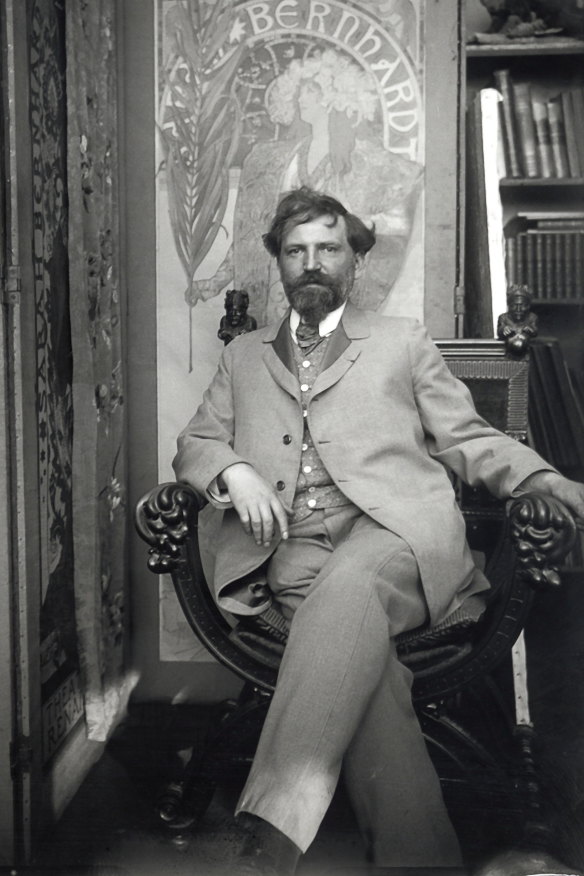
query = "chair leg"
(511, 632, 553, 849)
(514, 723, 553, 849)
(155, 777, 215, 830)
(155, 685, 272, 833)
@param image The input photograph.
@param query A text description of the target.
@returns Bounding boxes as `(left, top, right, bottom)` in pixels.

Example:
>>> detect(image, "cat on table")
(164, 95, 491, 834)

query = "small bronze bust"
(218, 289, 257, 345)
(497, 284, 538, 357)
(479, 1, 560, 37)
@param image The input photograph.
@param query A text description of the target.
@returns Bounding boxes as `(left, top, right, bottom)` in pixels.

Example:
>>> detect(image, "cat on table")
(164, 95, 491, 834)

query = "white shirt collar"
(289, 302, 347, 343)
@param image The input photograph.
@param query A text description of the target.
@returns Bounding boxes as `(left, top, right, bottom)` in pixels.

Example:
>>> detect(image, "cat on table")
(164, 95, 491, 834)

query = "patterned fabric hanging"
(66, 0, 131, 740)
(29, 0, 83, 762)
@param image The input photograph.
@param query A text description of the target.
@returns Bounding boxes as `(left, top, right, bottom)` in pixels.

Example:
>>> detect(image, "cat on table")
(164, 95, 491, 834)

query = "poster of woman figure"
(159, 0, 424, 328)
(156, 0, 425, 658)
(189, 45, 422, 325)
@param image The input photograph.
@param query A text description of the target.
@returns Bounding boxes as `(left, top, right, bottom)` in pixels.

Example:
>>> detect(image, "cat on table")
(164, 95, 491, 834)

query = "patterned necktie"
(296, 318, 322, 352)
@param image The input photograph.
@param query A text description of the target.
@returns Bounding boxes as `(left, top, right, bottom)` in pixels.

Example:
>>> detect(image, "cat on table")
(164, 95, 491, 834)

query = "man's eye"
(323, 245, 338, 253)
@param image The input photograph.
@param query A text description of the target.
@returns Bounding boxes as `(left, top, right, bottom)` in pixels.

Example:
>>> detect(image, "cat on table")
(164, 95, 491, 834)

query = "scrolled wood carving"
(134, 482, 204, 574)
(507, 491, 577, 589)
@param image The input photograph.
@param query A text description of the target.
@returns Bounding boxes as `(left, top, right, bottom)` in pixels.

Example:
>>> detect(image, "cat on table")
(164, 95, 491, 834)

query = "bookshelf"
(499, 178, 584, 188)
(466, 36, 584, 58)
(464, 7, 584, 807)
(465, 30, 584, 359)
(464, 12, 584, 503)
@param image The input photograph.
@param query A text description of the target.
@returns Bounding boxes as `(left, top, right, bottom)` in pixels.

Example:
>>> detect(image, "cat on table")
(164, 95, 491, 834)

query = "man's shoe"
(232, 814, 301, 875)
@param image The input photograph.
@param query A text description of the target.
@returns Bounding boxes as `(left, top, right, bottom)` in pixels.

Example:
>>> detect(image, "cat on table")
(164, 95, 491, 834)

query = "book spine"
(506, 235, 517, 284)
(544, 232, 554, 298)
(561, 90, 582, 178)
(565, 231, 574, 300)
(534, 231, 544, 298)
(512, 82, 539, 177)
(516, 231, 526, 285)
(547, 96, 570, 178)
(496, 102, 508, 179)
(570, 87, 584, 174)
(554, 233, 564, 299)
(526, 230, 535, 294)
(532, 100, 554, 179)
(576, 232, 583, 300)
(493, 69, 521, 178)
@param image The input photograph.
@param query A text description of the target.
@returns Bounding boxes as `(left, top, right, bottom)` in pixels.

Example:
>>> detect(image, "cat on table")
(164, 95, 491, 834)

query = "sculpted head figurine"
(506, 284, 532, 324)
(225, 289, 250, 327)
(497, 283, 538, 356)
(218, 289, 257, 345)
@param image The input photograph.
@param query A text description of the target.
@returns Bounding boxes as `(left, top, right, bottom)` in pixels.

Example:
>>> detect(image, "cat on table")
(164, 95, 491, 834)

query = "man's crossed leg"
(235, 505, 462, 872)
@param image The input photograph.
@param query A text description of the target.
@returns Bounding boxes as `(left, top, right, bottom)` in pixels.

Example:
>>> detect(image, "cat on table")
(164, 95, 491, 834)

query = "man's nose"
(303, 248, 321, 271)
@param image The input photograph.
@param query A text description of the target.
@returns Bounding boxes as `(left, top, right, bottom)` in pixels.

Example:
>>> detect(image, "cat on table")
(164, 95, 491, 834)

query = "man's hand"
(220, 463, 290, 547)
(518, 470, 584, 523)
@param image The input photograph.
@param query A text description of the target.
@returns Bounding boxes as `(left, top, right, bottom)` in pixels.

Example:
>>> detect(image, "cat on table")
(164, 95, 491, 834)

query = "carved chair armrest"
(134, 481, 206, 574)
(133, 483, 580, 698)
(135, 481, 279, 690)
(507, 491, 578, 589)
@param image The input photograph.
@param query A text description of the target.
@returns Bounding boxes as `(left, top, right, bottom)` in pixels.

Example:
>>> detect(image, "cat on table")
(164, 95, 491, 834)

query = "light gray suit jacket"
(173, 305, 550, 625)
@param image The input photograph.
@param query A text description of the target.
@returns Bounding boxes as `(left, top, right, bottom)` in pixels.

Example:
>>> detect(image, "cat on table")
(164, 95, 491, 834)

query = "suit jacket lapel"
(319, 320, 351, 372)
(262, 314, 300, 401)
(261, 303, 371, 400)
(271, 313, 295, 371)
(312, 303, 370, 397)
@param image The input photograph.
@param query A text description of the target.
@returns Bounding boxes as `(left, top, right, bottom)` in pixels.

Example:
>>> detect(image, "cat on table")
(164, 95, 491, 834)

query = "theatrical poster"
(155, 0, 424, 659)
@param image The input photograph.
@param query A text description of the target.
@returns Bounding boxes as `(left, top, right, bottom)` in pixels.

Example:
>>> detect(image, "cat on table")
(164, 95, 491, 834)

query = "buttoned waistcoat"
(173, 304, 549, 625)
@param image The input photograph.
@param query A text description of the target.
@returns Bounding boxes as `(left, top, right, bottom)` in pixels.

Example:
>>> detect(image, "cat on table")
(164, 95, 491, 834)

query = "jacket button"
(282, 434, 292, 445)
(276, 481, 285, 491)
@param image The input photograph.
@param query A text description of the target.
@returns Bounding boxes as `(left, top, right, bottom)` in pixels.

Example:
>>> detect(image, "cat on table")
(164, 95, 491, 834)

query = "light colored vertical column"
(424, 0, 465, 338)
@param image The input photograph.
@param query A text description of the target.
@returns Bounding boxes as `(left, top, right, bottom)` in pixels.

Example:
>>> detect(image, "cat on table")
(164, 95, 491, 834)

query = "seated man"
(173, 187, 584, 876)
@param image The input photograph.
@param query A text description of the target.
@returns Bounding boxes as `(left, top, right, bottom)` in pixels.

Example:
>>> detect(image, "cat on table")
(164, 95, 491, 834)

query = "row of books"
(505, 214, 584, 300)
(494, 69, 584, 179)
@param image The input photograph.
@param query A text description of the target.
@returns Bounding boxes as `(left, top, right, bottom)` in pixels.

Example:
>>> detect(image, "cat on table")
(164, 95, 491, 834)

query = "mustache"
(288, 271, 336, 292)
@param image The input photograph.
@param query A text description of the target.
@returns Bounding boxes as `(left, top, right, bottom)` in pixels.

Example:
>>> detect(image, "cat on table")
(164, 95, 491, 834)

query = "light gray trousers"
(236, 504, 463, 867)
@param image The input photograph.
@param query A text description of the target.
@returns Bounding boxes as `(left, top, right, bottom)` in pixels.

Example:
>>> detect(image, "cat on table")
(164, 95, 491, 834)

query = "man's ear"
(354, 252, 366, 278)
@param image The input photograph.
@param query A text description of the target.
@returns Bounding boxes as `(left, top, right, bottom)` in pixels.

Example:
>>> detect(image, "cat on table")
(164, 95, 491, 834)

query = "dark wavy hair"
(262, 187, 376, 258)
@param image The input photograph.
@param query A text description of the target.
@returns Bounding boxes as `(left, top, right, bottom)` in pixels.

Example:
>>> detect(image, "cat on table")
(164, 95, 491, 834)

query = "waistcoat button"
(276, 481, 285, 491)
(282, 434, 292, 444)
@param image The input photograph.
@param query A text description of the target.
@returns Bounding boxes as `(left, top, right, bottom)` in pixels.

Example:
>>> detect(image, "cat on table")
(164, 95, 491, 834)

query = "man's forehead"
(282, 213, 348, 244)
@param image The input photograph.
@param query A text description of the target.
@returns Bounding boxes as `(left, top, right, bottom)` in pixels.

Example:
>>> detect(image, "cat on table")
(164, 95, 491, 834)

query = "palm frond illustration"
(159, 1, 244, 307)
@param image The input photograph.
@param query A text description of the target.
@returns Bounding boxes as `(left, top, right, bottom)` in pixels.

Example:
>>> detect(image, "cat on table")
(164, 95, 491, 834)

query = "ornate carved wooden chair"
(135, 339, 577, 861)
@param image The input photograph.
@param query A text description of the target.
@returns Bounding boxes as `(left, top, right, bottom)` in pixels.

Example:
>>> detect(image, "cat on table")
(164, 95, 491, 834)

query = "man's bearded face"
(278, 214, 363, 325)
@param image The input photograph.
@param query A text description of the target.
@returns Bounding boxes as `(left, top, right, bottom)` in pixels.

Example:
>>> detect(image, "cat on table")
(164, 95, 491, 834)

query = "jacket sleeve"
(172, 340, 248, 496)
(408, 323, 556, 498)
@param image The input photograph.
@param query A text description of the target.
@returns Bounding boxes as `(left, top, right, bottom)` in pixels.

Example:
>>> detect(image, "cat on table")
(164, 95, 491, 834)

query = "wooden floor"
(25, 706, 582, 876)
(26, 571, 584, 876)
